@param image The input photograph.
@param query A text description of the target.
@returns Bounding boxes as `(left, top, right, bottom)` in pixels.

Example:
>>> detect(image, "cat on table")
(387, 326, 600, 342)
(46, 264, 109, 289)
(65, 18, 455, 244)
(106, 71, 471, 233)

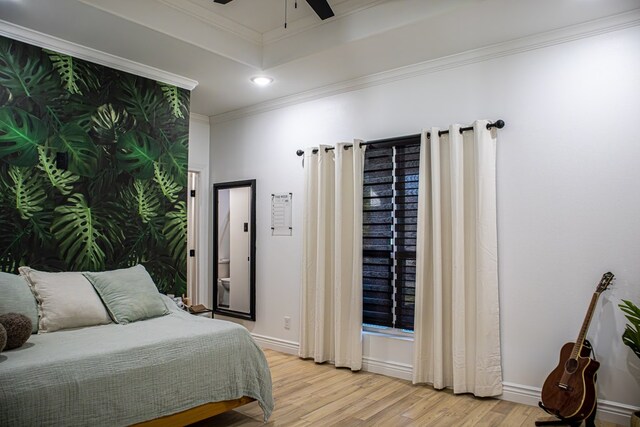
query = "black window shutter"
(394, 144, 419, 331)
(362, 147, 394, 327)
(362, 143, 419, 331)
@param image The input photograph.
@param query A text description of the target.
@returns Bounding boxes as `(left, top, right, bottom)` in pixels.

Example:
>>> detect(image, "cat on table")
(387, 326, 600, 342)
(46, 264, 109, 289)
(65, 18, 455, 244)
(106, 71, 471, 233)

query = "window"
(363, 138, 420, 331)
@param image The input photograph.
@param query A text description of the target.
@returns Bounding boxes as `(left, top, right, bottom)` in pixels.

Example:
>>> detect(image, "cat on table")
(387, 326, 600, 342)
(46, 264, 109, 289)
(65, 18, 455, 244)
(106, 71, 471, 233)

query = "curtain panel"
(412, 120, 502, 397)
(300, 142, 365, 371)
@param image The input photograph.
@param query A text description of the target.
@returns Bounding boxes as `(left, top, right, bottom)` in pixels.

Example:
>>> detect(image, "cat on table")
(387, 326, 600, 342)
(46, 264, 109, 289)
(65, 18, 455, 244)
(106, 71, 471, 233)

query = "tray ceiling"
(1, 0, 639, 117)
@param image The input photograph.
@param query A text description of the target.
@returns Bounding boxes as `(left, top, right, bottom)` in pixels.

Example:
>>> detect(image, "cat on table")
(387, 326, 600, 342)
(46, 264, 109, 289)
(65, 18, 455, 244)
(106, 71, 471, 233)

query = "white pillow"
(19, 267, 112, 333)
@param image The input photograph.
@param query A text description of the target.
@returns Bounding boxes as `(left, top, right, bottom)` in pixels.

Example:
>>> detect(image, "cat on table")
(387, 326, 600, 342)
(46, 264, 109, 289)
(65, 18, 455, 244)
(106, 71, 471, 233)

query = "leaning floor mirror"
(213, 179, 256, 321)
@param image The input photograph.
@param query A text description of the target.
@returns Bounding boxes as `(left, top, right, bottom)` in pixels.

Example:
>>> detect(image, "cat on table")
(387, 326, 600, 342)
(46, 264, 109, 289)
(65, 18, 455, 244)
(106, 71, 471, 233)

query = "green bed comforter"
(0, 299, 273, 426)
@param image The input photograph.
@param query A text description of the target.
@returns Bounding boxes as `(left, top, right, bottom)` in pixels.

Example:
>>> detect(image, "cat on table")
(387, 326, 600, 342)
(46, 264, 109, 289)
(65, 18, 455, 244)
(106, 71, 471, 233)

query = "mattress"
(0, 299, 273, 426)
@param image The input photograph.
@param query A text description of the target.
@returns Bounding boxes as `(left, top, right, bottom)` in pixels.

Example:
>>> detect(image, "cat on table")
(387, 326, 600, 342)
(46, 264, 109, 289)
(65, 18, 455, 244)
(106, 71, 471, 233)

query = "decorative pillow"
(0, 313, 32, 350)
(0, 272, 39, 334)
(19, 267, 112, 333)
(0, 324, 6, 352)
(83, 265, 169, 325)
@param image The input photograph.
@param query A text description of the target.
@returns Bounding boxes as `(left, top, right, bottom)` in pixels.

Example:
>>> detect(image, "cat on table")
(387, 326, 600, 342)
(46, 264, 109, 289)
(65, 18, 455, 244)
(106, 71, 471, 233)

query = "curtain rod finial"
(492, 119, 505, 129)
(296, 149, 305, 157)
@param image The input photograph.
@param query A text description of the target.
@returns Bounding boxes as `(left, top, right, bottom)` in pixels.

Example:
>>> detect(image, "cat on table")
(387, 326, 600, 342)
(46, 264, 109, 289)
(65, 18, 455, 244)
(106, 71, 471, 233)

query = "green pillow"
(83, 265, 169, 324)
(0, 272, 38, 333)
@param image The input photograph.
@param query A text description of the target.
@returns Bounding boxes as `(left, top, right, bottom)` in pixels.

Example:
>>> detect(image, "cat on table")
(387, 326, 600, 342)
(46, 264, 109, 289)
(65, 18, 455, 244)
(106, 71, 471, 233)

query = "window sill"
(363, 325, 414, 341)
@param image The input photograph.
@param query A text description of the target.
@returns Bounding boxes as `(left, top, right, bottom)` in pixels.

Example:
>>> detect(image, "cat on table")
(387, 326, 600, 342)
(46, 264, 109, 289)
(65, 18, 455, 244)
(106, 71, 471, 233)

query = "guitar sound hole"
(564, 358, 579, 374)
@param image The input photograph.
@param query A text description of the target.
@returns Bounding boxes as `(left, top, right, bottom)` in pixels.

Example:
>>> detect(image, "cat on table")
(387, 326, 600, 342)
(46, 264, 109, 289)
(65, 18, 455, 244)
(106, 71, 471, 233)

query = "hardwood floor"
(194, 349, 623, 427)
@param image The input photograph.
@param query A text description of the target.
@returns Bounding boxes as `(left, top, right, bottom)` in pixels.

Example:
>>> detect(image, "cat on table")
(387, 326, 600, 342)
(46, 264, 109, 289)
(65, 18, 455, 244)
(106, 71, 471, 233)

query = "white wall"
(188, 114, 211, 306)
(210, 26, 640, 420)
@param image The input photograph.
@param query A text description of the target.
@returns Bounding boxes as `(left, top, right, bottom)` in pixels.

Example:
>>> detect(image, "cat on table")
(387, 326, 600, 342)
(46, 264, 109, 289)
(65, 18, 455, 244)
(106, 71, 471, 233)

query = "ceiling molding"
(162, 0, 386, 47)
(77, 0, 262, 69)
(0, 19, 199, 90)
(262, 0, 387, 45)
(189, 112, 211, 124)
(159, 0, 263, 45)
(211, 8, 640, 124)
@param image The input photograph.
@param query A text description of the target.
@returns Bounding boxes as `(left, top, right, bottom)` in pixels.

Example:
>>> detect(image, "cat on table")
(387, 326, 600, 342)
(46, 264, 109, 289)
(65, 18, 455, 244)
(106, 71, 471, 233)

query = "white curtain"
(412, 120, 502, 397)
(300, 141, 365, 371)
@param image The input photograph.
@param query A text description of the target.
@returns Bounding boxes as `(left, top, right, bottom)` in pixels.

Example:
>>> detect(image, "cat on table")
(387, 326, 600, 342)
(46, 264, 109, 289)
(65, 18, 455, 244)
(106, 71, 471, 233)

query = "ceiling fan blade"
(305, 0, 334, 20)
(213, 0, 333, 21)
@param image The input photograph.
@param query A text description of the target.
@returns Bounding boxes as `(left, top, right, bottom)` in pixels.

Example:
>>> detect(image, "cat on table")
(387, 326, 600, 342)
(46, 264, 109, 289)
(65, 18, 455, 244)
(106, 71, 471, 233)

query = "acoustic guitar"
(539, 272, 614, 422)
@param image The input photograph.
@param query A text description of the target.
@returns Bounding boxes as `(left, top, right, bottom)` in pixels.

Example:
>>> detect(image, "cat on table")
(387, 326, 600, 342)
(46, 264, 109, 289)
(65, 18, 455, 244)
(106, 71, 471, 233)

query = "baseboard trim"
(250, 333, 299, 355)
(361, 356, 413, 381)
(502, 382, 639, 426)
(250, 334, 637, 425)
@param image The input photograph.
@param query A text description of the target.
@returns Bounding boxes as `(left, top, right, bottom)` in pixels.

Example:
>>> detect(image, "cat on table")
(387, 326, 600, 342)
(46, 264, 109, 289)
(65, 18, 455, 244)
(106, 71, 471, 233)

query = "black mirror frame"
(212, 179, 256, 321)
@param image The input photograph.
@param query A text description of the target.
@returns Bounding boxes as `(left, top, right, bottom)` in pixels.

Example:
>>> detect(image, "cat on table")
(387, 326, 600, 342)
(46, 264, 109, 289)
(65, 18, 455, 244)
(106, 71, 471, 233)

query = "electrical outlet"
(284, 316, 291, 330)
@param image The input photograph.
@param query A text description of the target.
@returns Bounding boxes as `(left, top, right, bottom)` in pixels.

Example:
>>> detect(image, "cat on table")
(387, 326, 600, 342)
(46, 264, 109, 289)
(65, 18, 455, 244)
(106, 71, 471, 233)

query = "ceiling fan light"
(250, 76, 274, 86)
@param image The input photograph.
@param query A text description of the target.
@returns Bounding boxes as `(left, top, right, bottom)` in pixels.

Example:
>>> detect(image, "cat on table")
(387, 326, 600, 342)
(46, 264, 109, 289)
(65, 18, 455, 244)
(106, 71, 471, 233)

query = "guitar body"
(541, 342, 600, 421)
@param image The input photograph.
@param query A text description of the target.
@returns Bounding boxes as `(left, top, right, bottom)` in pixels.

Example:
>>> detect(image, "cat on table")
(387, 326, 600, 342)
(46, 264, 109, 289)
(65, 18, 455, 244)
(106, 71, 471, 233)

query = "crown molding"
(159, 0, 263, 46)
(77, 0, 262, 69)
(162, 0, 385, 47)
(262, 0, 387, 45)
(0, 20, 199, 90)
(189, 113, 211, 124)
(211, 8, 640, 124)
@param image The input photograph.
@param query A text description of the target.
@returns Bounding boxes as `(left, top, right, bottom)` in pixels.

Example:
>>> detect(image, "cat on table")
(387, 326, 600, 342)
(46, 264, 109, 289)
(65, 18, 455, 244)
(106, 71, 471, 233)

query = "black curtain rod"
(295, 119, 505, 156)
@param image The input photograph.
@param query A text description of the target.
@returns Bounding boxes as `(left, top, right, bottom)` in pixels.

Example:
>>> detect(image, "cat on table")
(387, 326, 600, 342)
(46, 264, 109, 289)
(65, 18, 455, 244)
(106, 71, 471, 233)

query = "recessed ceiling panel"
(193, 0, 349, 34)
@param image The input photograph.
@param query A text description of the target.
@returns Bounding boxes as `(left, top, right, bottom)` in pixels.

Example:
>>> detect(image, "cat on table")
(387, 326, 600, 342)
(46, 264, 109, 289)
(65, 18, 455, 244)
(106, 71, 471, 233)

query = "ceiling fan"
(213, 0, 335, 21)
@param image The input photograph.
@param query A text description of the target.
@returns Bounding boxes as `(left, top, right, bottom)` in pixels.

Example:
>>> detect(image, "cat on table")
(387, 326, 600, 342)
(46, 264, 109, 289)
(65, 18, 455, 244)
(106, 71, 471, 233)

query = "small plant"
(619, 299, 640, 359)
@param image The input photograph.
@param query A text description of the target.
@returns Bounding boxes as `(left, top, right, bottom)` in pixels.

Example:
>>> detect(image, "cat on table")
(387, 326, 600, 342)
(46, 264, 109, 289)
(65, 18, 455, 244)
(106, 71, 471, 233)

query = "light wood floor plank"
(197, 349, 625, 427)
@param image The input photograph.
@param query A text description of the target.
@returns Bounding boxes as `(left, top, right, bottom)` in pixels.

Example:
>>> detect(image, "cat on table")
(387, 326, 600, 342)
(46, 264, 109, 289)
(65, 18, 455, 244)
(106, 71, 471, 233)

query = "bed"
(0, 296, 274, 426)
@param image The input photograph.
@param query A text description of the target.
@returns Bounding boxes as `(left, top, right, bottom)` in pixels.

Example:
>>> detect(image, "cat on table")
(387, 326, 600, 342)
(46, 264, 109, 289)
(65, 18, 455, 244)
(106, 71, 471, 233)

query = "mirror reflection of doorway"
(216, 185, 252, 314)
(187, 171, 199, 304)
(217, 188, 230, 308)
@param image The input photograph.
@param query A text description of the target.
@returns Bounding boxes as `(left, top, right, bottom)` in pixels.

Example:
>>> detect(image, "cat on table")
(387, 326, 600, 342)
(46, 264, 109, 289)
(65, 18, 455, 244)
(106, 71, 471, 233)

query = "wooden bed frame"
(132, 396, 256, 426)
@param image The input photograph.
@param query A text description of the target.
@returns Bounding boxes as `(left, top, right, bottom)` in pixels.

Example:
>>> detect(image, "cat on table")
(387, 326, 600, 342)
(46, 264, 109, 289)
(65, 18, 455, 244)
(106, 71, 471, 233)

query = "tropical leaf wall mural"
(0, 35, 190, 295)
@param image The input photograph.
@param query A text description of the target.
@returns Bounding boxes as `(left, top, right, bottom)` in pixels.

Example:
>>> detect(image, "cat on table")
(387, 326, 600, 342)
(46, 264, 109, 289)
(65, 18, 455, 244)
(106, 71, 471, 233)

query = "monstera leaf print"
(158, 136, 188, 187)
(116, 212, 163, 272)
(0, 35, 190, 289)
(4, 165, 46, 220)
(159, 83, 187, 119)
(153, 162, 181, 203)
(37, 147, 79, 195)
(88, 166, 121, 199)
(0, 86, 12, 106)
(118, 76, 166, 128)
(27, 210, 54, 248)
(0, 106, 47, 166)
(52, 193, 114, 271)
(116, 130, 161, 179)
(143, 257, 181, 295)
(0, 38, 58, 104)
(130, 179, 161, 224)
(51, 123, 99, 177)
(46, 93, 99, 133)
(0, 217, 26, 273)
(45, 50, 99, 95)
(164, 201, 187, 267)
(92, 103, 135, 144)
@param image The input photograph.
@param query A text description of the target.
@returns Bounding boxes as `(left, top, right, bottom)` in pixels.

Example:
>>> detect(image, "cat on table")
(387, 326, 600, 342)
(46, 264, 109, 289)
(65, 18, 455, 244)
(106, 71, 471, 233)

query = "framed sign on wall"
(271, 193, 292, 236)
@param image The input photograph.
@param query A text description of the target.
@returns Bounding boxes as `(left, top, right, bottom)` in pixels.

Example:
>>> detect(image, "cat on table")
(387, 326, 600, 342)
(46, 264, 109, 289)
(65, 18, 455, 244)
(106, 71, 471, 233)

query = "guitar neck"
(571, 292, 602, 359)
